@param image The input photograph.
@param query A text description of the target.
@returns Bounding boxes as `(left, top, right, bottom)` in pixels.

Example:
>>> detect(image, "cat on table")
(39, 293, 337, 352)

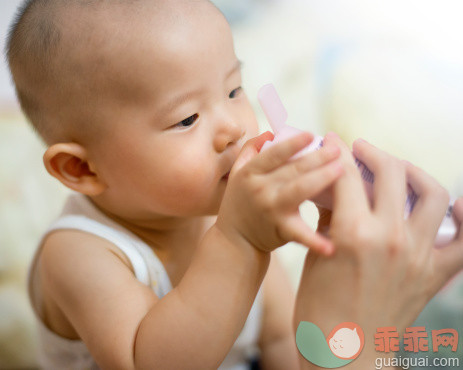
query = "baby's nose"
(214, 121, 245, 152)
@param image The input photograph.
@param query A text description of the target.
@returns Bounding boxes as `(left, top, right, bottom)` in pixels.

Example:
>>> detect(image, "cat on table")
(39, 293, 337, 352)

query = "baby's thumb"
(231, 131, 274, 173)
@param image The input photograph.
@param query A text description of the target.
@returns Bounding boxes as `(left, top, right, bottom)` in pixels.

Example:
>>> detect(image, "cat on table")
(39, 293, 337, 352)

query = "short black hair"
(5, 0, 220, 145)
(6, 0, 62, 143)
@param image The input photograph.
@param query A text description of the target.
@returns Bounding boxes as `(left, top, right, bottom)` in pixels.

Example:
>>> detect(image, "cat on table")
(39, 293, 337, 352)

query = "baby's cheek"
(162, 164, 216, 207)
(247, 119, 260, 138)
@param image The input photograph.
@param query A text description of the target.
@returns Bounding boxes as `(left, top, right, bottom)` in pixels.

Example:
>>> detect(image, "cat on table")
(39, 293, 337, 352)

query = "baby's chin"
(179, 194, 223, 218)
(204, 199, 223, 217)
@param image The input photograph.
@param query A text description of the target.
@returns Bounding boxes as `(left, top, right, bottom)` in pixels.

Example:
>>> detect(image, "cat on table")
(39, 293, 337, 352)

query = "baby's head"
(7, 0, 259, 221)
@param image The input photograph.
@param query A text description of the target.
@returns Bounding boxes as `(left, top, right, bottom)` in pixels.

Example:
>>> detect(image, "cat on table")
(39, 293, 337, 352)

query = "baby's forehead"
(59, 0, 227, 78)
(61, 0, 221, 42)
(55, 1, 227, 92)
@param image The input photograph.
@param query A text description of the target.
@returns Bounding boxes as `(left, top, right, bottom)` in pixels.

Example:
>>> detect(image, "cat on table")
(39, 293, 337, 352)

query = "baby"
(7, 0, 343, 368)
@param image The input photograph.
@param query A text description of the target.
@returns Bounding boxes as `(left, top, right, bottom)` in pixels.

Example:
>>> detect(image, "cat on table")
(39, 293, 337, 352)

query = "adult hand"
(294, 133, 463, 368)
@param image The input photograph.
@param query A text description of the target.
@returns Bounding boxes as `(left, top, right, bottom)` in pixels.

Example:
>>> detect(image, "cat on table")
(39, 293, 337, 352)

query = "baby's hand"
(216, 131, 344, 255)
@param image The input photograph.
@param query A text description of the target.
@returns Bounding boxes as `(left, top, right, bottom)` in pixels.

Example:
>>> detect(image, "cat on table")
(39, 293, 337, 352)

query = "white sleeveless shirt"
(28, 193, 262, 370)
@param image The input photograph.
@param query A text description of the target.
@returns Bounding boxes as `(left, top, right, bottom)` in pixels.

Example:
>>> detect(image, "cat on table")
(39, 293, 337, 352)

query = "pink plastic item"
(258, 83, 457, 248)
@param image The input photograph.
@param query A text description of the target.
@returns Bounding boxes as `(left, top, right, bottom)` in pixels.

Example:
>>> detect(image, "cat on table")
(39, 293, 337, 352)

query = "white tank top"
(28, 193, 262, 370)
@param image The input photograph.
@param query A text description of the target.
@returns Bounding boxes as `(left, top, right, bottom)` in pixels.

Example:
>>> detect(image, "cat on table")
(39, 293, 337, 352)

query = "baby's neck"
(123, 215, 216, 255)
(119, 214, 216, 287)
(87, 196, 216, 285)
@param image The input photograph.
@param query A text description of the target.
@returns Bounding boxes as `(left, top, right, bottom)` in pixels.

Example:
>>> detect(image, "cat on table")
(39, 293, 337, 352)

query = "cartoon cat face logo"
(327, 323, 364, 360)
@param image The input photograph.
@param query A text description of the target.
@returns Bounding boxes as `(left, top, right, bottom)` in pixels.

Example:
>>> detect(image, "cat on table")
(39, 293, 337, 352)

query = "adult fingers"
(325, 133, 370, 218)
(352, 139, 407, 220)
(247, 132, 314, 174)
(279, 214, 334, 255)
(433, 197, 463, 284)
(405, 162, 450, 244)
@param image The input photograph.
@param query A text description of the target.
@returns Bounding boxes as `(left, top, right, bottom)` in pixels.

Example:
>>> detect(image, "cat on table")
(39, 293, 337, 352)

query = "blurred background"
(1, 0, 462, 368)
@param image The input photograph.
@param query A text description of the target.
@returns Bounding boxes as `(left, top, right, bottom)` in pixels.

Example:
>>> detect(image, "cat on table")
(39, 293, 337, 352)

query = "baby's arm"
(258, 255, 299, 370)
(41, 224, 269, 369)
(40, 213, 273, 370)
(39, 132, 342, 369)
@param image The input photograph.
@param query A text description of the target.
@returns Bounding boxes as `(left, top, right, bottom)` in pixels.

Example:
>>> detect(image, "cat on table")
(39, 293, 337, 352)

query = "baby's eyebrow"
(160, 60, 243, 114)
(161, 88, 203, 114)
(225, 59, 242, 80)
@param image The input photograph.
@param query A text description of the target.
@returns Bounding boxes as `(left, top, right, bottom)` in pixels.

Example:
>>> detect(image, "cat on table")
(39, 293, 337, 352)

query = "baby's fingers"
(249, 132, 314, 174)
(280, 214, 334, 255)
(272, 143, 341, 183)
(278, 160, 344, 210)
(231, 131, 274, 174)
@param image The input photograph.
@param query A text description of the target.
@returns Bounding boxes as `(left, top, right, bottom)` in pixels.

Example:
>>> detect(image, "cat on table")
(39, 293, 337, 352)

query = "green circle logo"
(296, 321, 365, 368)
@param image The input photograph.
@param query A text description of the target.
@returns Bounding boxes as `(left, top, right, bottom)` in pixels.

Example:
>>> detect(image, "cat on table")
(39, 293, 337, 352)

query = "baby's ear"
(43, 143, 106, 195)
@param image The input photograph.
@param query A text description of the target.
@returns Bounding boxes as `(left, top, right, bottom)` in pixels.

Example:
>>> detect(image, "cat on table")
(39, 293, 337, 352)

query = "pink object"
(258, 83, 457, 248)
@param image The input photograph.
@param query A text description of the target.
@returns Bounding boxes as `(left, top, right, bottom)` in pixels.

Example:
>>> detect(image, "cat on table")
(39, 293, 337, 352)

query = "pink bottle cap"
(258, 83, 288, 133)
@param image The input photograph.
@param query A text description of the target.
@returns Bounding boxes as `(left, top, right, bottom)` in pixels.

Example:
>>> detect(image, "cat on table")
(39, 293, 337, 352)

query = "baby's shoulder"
(30, 229, 136, 338)
(39, 229, 135, 273)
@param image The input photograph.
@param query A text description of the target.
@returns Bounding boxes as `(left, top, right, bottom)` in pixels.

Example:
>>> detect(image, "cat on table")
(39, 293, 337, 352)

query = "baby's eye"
(229, 86, 242, 99)
(175, 113, 199, 128)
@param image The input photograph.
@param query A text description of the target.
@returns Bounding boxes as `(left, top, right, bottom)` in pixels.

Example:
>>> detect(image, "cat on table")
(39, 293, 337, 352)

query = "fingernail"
(325, 144, 340, 156)
(325, 131, 338, 139)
